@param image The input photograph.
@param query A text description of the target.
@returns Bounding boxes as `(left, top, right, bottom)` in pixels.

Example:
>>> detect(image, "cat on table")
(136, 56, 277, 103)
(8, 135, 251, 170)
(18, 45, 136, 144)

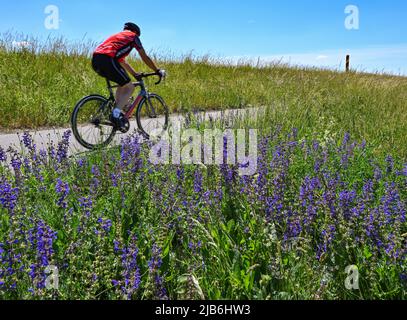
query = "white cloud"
(316, 55, 328, 60)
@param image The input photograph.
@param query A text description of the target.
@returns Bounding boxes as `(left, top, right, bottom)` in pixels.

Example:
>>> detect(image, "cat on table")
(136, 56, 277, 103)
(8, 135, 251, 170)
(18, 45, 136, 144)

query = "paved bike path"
(0, 108, 259, 155)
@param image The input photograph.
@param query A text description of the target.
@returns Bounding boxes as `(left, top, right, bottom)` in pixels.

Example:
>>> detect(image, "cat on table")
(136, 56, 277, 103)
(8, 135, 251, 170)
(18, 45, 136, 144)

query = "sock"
(112, 108, 122, 119)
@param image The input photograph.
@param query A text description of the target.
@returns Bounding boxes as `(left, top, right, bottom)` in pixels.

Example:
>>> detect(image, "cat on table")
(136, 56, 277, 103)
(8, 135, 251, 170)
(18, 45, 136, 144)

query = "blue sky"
(1, 0, 407, 74)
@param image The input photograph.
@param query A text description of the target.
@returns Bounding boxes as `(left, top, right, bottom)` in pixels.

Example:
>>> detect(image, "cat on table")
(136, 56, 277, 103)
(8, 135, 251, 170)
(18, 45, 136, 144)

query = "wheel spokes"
(73, 97, 116, 149)
(138, 96, 168, 138)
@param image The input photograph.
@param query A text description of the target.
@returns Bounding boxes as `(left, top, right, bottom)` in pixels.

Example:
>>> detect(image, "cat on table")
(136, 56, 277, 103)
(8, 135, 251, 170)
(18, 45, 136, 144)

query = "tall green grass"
(0, 33, 406, 158)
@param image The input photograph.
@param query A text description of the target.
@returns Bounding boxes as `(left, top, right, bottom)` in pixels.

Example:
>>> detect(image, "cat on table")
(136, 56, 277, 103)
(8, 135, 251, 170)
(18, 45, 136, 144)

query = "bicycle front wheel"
(71, 95, 116, 150)
(136, 94, 169, 140)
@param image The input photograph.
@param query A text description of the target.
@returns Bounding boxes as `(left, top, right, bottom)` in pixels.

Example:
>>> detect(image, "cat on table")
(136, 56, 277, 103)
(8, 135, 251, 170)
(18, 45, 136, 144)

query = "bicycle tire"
(71, 95, 117, 150)
(136, 94, 169, 140)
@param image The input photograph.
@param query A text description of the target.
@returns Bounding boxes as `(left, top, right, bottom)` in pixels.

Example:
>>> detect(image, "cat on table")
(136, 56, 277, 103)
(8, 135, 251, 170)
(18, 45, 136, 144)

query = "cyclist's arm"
(138, 48, 159, 72)
(120, 60, 139, 78)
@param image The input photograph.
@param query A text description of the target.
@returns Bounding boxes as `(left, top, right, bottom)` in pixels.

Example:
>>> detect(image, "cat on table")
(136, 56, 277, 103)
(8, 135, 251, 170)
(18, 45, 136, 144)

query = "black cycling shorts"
(92, 54, 131, 86)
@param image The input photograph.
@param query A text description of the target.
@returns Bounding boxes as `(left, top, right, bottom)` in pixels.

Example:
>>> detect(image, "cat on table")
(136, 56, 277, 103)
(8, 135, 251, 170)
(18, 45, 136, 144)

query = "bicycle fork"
(145, 94, 158, 118)
(124, 89, 158, 120)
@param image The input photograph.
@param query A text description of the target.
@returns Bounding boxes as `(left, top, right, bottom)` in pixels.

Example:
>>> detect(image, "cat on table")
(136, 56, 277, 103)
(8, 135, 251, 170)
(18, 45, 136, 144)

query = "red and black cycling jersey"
(94, 30, 143, 62)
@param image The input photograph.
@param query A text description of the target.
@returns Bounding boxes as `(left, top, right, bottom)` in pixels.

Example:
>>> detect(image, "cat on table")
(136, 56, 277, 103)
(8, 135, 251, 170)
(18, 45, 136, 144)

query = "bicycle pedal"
(119, 118, 130, 134)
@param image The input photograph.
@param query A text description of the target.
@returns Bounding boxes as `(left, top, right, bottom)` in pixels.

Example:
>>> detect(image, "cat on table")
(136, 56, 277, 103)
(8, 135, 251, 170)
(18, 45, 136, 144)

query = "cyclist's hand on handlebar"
(157, 69, 167, 79)
(133, 72, 142, 80)
(153, 69, 166, 85)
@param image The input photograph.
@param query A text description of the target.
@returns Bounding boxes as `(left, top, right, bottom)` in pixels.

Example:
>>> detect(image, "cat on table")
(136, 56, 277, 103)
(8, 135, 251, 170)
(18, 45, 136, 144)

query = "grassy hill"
(0, 35, 406, 158)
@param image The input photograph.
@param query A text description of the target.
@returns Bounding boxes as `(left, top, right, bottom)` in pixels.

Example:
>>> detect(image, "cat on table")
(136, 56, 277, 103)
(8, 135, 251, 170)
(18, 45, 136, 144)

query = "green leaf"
(227, 219, 235, 232)
(364, 246, 373, 259)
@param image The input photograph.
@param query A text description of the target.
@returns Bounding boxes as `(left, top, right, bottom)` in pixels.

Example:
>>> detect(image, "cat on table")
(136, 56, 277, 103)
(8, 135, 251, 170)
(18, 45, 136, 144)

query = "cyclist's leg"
(108, 58, 134, 111)
(116, 83, 134, 110)
(92, 54, 134, 110)
(92, 54, 110, 78)
(92, 55, 133, 127)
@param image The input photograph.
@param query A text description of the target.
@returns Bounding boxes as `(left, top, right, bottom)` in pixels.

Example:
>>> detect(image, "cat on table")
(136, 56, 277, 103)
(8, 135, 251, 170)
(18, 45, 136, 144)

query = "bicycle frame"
(106, 79, 155, 120)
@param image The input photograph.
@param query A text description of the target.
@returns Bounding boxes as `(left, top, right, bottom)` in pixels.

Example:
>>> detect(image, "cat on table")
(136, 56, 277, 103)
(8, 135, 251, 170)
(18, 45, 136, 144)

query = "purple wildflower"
(386, 155, 394, 174)
(148, 244, 168, 300)
(193, 169, 203, 194)
(29, 221, 58, 290)
(56, 130, 71, 163)
(0, 147, 6, 162)
(0, 179, 19, 211)
(339, 190, 356, 220)
(55, 178, 70, 208)
(22, 132, 36, 153)
(113, 235, 141, 300)
(95, 217, 112, 236)
(79, 196, 93, 217)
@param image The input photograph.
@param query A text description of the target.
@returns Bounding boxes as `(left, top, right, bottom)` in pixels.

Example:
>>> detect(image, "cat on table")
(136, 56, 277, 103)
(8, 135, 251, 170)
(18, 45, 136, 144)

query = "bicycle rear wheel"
(71, 95, 116, 150)
(136, 94, 169, 140)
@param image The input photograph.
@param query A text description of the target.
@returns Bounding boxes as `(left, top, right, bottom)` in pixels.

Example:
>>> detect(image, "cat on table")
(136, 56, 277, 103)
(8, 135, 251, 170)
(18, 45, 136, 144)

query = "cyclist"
(92, 22, 166, 130)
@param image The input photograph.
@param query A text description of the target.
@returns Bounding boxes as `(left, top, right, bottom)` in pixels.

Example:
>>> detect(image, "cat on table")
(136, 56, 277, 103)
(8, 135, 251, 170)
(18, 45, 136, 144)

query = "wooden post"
(346, 55, 350, 72)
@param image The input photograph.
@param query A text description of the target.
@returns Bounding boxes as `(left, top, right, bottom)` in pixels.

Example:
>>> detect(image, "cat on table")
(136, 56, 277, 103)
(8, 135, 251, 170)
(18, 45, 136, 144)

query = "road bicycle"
(71, 72, 169, 150)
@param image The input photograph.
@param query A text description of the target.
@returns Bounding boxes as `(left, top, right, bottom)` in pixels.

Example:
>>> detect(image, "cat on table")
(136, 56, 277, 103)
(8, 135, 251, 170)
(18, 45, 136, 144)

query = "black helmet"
(124, 22, 141, 36)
